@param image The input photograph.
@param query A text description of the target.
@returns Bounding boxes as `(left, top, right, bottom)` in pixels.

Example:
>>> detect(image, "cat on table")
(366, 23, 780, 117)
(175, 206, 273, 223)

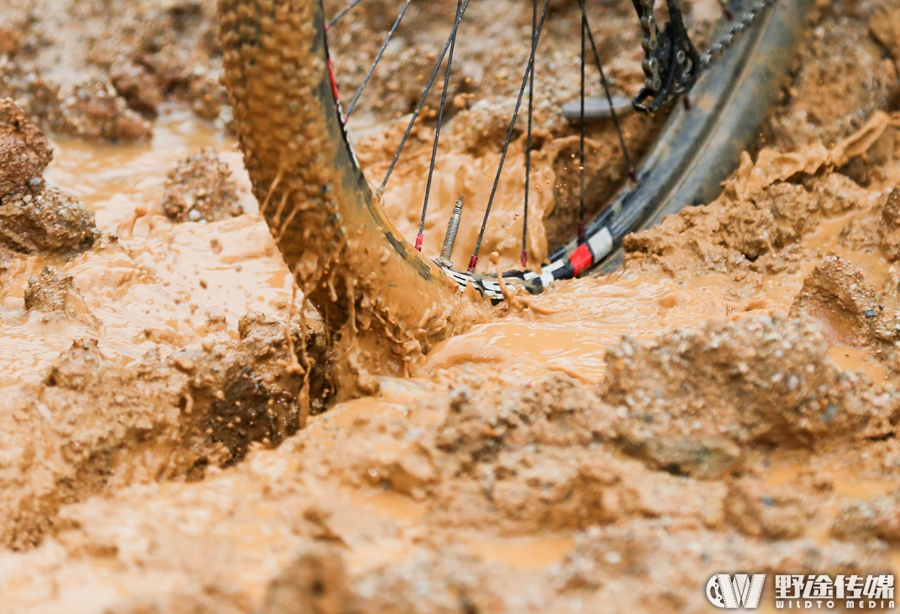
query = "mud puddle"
(1, 110, 294, 385)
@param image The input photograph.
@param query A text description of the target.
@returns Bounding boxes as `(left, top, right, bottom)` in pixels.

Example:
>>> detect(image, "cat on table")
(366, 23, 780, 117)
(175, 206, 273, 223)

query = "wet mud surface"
(2, 0, 900, 612)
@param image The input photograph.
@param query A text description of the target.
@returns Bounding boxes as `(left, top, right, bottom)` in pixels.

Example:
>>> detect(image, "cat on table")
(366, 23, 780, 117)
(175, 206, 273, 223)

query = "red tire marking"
(569, 243, 593, 277)
(328, 58, 340, 102)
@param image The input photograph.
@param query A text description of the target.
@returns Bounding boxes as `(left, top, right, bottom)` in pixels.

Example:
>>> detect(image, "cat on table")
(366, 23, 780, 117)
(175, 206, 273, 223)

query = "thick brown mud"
(1, 0, 900, 612)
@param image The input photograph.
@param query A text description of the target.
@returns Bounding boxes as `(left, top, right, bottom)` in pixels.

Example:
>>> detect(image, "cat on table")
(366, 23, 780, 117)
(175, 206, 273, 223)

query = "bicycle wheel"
(217, 0, 814, 395)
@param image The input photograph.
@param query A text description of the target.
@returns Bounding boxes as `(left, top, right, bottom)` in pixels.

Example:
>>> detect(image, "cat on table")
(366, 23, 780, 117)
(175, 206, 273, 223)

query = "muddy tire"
(218, 0, 486, 399)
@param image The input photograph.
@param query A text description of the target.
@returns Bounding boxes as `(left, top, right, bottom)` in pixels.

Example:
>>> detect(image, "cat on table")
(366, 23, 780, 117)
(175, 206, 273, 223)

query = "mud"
(1, 0, 900, 613)
(161, 148, 242, 223)
(23, 265, 75, 312)
(0, 97, 51, 197)
(0, 98, 98, 255)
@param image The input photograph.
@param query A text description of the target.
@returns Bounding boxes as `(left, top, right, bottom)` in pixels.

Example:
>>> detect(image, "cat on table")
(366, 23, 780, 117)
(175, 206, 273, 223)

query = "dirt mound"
(162, 149, 242, 223)
(56, 80, 153, 143)
(603, 315, 889, 448)
(23, 266, 76, 312)
(790, 256, 882, 347)
(0, 339, 191, 550)
(0, 97, 52, 198)
(0, 99, 98, 255)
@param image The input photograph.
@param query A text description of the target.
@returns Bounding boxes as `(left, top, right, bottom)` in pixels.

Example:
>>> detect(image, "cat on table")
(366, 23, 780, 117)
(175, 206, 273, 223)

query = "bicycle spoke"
(327, 0, 364, 30)
(468, 0, 552, 273)
(521, 0, 537, 268)
(579, 5, 586, 242)
(580, 0, 637, 182)
(346, 1, 412, 117)
(416, 0, 461, 253)
(380, 0, 472, 193)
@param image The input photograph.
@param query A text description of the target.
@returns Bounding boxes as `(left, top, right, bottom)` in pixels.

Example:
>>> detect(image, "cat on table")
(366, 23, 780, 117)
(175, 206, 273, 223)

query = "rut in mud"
(1, 0, 900, 613)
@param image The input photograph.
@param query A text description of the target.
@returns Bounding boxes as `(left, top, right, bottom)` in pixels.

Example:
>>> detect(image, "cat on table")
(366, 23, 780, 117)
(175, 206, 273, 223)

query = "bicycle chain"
(637, 0, 663, 94)
(633, 0, 777, 113)
(700, 0, 778, 68)
(633, 0, 700, 113)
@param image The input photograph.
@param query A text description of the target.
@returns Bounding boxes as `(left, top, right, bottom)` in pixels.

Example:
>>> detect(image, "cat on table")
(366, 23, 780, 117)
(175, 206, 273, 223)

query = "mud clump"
(162, 149, 242, 223)
(879, 188, 900, 261)
(0, 98, 53, 198)
(178, 312, 331, 464)
(0, 308, 332, 550)
(769, 13, 896, 150)
(0, 187, 99, 255)
(617, 432, 743, 480)
(839, 183, 900, 263)
(869, 5, 900, 80)
(831, 488, 900, 543)
(434, 375, 615, 466)
(725, 479, 813, 539)
(602, 315, 886, 448)
(790, 256, 885, 349)
(261, 548, 352, 614)
(0, 0, 227, 133)
(0, 8, 36, 60)
(110, 64, 164, 120)
(185, 72, 230, 122)
(92, 0, 228, 124)
(813, 172, 870, 217)
(57, 80, 152, 143)
(0, 25, 24, 57)
(623, 180, 820, 276)
(1, 75, 149, 144)
(24, 266, 75, 312)
(338, 375, 727, 533)
(623, 171, 875, 282)
(0, 99, 99, 255)
(0, 340, 191, 550)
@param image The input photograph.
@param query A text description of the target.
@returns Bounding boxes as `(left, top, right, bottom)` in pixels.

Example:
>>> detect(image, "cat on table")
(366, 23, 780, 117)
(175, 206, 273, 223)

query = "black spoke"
(327, 0, 364, 30)
(521, 0, 537, 268)
(416, 0, 462, 252)
(380, 0, 472, 193)
(580, 0, 637, 182)
(468, 0, 552, 273)
(579, 4, 587, 241)
(346, 1, 412, 117)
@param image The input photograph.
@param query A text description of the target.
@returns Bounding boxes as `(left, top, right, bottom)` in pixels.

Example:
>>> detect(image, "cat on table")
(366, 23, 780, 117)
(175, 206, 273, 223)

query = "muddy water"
(23, 109, 889, 393)
(464, 534, 576, 570)
(15, 108, 775, 392)
(417, 201, 892, 384)
(0, 110, 293, 385)
(418, 272, 752, 381)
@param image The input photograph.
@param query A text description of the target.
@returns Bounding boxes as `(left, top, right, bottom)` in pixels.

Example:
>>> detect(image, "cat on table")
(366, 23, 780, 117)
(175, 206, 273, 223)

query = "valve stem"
(437, 195, 464, 268)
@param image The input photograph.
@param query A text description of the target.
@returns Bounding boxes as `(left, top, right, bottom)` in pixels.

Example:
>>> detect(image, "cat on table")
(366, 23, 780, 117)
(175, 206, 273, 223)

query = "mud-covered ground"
(1, 0, 900, 612)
